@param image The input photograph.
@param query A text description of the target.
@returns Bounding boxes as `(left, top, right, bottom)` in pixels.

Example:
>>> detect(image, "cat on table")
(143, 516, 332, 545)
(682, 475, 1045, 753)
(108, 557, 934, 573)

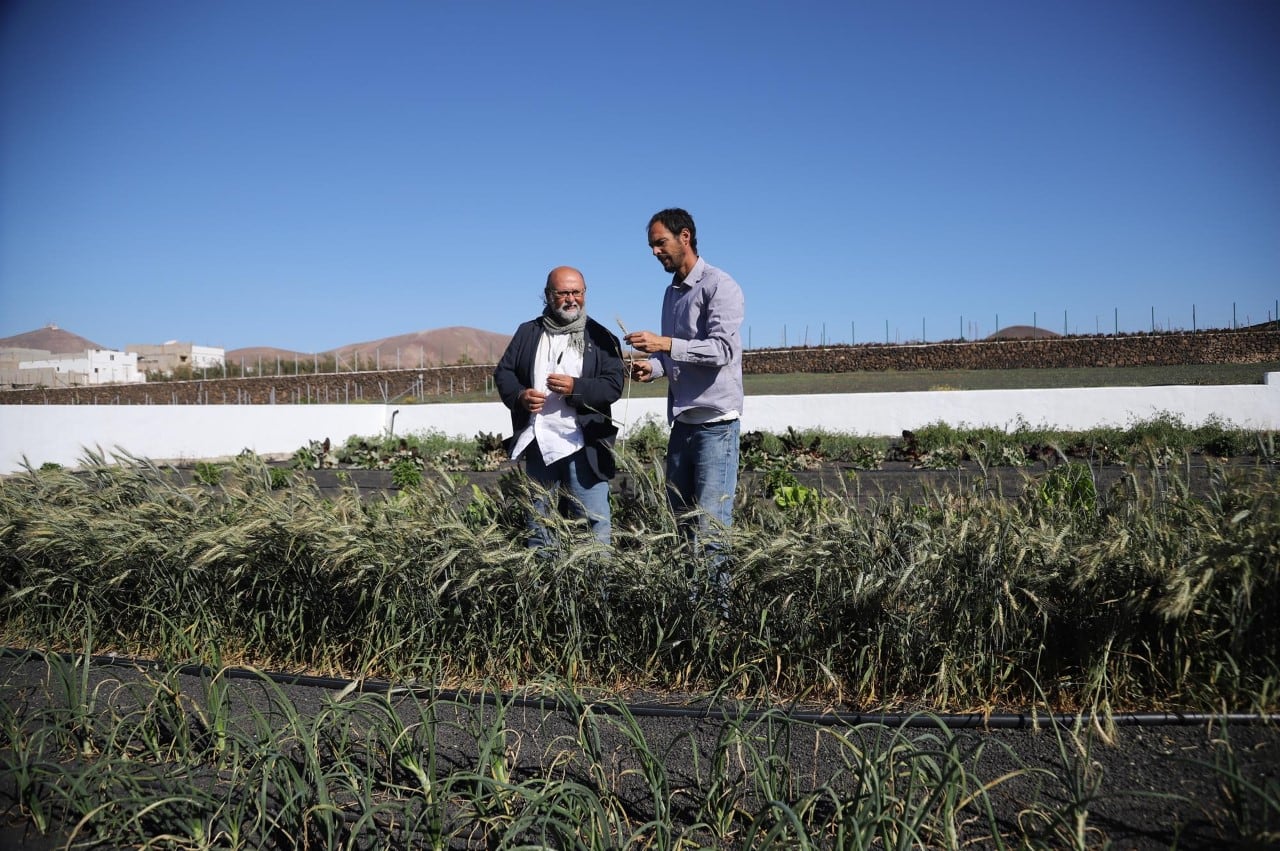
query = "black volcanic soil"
(1, 656, 1276, 849)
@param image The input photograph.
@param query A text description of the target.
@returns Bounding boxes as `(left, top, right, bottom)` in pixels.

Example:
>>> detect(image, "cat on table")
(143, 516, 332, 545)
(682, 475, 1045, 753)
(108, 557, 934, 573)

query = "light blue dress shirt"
(648, 257, 745, 424)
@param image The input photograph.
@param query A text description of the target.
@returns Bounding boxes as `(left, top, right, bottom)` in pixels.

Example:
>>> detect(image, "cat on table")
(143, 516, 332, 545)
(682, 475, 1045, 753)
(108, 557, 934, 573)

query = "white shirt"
(509, 331, 585, 464)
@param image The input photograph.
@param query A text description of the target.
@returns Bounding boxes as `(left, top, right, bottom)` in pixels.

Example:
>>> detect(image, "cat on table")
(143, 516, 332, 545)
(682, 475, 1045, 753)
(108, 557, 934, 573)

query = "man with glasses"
(495, 266, 625, 548)
(625, 208, 745, 606)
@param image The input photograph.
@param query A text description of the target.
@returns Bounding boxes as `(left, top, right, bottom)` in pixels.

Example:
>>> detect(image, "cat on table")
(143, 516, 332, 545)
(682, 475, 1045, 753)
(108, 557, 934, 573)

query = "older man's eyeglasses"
(551, 289, 584, 300)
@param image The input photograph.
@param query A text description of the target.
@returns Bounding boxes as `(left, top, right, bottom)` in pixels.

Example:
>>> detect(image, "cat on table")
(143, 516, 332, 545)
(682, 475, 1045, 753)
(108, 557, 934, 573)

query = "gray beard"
(540, 304, 588, 353)
(551, 304, 582, 324)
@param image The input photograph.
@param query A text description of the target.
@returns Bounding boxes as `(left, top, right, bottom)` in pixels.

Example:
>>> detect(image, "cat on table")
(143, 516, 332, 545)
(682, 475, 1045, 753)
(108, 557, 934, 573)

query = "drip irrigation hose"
(6, 647, 1277, 730)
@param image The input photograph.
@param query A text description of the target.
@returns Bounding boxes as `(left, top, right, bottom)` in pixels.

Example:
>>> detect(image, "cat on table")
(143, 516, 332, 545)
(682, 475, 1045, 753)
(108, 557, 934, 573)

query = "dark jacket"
(493, 316, 626, 481)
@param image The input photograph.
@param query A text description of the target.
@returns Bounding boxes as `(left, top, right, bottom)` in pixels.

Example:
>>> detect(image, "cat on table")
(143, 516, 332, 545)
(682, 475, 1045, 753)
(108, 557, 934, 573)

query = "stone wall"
(746, 329, 1280, 374)
(0, 364, 496, 406)
(3, 329, 1277, 406)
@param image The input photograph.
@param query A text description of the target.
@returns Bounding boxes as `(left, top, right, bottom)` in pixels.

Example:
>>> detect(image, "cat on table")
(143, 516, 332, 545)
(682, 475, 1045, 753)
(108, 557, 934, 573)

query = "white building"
(128, 341, 226, 375)
(0, 348, 145, 388)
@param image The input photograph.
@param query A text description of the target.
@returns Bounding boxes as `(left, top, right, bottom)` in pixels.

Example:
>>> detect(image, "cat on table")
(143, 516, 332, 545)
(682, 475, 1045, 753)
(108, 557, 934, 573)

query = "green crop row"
(2, 652, 1276, 849)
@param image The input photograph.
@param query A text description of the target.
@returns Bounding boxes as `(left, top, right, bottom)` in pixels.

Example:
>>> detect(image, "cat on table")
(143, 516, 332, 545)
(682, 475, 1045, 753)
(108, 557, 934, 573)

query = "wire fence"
(743, 299, 1279, 350)
(197, 300, 1280, 377)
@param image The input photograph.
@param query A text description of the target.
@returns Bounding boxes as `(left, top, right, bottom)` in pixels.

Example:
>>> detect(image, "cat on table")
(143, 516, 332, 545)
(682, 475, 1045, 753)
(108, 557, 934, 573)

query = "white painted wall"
(741, 378, 1280, 435)
(0, 405, 380, 471)
(17, 349, 143, 386)
(190, 345, 225, 369)
(2, 374, 1277, 473)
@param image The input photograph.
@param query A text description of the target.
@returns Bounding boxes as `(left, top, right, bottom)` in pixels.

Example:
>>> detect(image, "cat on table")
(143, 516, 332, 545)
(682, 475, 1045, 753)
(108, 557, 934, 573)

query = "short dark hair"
(648, 208, 697, 253)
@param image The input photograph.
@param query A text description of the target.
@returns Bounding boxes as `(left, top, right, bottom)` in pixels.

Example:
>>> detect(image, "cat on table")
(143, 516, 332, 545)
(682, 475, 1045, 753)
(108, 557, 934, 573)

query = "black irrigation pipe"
(6, 647, 1278, 731)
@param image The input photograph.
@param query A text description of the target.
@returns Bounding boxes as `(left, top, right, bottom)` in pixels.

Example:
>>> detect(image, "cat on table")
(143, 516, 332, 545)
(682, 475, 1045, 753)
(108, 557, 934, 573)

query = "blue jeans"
(666, 418, 740, 567)
(523, 442, 611, 548)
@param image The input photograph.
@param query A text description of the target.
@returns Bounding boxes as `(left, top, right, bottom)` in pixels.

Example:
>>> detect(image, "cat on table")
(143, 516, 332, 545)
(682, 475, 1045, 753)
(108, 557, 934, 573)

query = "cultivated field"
(446, 361, 1280, 403)
(1, 409, 1277, 847)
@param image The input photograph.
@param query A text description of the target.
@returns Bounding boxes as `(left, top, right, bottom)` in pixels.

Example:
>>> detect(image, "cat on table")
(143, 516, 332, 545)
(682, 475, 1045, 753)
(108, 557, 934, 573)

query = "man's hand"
(546, 373, 575, 395)
(630, 359, 654, 383)
(521, 388, 548, 413)
(624, 330, 671, 354)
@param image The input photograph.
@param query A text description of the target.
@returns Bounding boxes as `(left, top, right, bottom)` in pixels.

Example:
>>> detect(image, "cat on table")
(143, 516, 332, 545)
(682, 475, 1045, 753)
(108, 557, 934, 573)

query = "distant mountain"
(330, 326, 512, 368)
(985, 325, 1061, 341)
(222, 346, 308, 367)
(227, 326, 513, 368)
(0, 324, 105, 353)
(0, 323, 514, 368)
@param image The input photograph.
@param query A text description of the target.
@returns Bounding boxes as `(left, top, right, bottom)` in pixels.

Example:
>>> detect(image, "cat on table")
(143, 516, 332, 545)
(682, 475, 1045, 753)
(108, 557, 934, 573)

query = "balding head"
(546, 266, 585, 293)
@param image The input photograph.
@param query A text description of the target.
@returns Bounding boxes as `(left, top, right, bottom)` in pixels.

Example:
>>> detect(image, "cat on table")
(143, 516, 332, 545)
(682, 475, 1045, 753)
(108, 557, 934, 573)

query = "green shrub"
(1195, 415, 1251, 458)
(390, 458, 423, 489)
(193, 461, 222, 485)
(772, 483, 823, 511)
(1034, 461, 1097, 513)
(268, 466, 291, 490)
(292, 415, 1268, 481)
(623, 415, 669, 463)
(907, 421, 967, 453)
(846, 443, 887, 469)
(760, 468, 799, 497)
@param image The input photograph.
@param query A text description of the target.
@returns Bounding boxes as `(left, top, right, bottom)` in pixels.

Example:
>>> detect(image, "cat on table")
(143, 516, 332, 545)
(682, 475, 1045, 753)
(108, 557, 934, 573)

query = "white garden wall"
(1, 374, 1277, 473)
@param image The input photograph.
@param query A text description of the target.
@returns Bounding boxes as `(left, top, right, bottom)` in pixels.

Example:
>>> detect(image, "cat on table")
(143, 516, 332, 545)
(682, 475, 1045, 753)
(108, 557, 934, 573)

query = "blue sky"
(1, 1, 1277, 354)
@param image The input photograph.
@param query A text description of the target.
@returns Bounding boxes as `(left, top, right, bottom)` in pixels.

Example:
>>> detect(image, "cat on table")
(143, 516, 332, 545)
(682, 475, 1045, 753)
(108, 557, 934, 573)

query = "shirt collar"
(670, 256, 706, 291)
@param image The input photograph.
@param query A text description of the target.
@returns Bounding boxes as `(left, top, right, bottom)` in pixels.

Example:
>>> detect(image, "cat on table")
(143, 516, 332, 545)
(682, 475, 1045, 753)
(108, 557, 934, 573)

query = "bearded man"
(494, 265, 625, 547)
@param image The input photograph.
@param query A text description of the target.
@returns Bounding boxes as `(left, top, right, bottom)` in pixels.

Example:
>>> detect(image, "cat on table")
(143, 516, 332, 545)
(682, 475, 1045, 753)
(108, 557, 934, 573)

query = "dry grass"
(2, 446, 1276, 715)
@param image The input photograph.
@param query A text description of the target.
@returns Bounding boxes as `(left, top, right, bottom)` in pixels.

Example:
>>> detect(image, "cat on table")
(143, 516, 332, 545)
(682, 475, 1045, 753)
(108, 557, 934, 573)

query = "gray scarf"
(540, 307, 587, 354)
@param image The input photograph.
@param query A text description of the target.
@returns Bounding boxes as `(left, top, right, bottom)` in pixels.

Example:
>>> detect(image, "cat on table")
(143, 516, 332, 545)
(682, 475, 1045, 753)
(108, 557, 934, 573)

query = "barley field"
(1, 416, 1277, 848)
